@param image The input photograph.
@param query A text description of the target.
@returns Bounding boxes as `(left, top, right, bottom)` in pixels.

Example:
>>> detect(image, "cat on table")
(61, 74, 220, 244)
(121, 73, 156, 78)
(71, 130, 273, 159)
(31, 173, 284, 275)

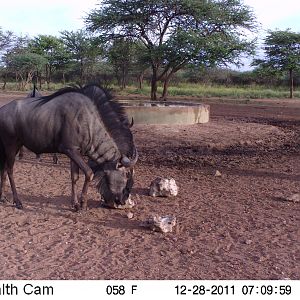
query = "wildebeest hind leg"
(6, 157, 23, 209)
(0, 168, 8, 202)
(70, 160, 80, 211)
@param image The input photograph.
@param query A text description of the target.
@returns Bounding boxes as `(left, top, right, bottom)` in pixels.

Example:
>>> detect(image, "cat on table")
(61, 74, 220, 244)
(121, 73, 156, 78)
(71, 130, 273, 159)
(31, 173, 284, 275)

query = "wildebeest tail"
(0, 136, 6, 171)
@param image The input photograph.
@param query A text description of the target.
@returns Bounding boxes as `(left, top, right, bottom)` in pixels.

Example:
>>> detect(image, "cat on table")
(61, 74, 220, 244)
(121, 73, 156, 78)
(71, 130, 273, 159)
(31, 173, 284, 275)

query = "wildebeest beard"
(90, 161, 134, 206)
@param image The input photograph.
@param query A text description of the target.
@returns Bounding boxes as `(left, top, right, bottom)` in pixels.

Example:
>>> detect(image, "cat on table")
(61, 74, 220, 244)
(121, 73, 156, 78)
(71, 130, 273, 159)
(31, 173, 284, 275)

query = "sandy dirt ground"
(0, 92, 299, 279)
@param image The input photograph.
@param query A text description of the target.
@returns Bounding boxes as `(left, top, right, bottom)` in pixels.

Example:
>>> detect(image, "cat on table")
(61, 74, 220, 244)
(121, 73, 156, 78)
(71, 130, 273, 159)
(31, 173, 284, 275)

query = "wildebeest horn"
(123, 117, 134, 128)
(129, 117, 134, 128)
(121, 147, 138, 168)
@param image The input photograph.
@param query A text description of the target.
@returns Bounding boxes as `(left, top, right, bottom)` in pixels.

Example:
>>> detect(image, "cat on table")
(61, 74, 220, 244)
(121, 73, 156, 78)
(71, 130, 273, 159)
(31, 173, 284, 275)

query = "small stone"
(285, 193, 300, 203)
(245, 239, 252, 245)
(127, 212, 134, 219)
(214, 170, 222, 177)
(149, 177, 178, 197)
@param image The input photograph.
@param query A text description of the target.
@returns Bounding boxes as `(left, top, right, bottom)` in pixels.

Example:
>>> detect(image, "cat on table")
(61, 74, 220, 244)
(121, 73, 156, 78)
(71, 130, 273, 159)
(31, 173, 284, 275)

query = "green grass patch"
(117, 83, 300, 99)
(2, 82, 300, 99)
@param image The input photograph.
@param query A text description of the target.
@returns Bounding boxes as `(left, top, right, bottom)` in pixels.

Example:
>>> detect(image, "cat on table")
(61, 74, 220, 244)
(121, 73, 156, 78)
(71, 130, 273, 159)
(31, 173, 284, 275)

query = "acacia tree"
(0, 28, 14, 89)
(29, 35, 70, 88)
(85, 0, 257, 100)
(5, 52, 47, 89)
(252, 30, 300, 98)
(107, 38, 133, 88)
(107, 39, 149, 89)
(60, 30, 103, 84)
(1, 35, 36, 89)
(0, 27, 14, 52)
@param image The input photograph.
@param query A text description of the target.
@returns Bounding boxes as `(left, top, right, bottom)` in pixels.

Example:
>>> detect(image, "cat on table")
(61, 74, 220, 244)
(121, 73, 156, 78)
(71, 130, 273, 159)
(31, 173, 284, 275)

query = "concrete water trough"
(122, 101, 210, 125)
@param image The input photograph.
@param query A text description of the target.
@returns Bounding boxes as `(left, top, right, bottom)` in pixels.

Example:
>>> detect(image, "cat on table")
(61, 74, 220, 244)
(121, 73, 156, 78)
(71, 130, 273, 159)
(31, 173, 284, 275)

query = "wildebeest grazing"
(0, 84, 138, 210)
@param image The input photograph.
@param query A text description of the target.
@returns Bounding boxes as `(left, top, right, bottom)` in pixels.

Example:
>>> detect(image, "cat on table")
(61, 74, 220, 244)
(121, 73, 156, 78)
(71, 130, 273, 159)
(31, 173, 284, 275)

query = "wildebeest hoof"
(81, 204, 88, 210)
(0, 196, 8, 203)
(73, 203, 81, 212)
(15, 202, 23, 209)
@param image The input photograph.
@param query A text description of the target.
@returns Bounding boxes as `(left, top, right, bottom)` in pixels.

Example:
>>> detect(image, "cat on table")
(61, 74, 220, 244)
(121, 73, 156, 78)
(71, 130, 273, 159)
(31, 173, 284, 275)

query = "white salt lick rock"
(149, 177, 178, 197)
(144, 215, 177, 233)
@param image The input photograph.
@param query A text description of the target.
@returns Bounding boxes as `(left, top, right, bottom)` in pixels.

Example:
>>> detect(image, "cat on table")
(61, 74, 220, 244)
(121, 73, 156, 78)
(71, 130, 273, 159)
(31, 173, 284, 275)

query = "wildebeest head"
(89, 148, 138, 206)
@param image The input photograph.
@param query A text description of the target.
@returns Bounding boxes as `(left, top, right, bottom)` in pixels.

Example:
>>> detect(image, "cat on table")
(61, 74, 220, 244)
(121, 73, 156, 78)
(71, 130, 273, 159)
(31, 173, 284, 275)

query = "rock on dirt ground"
(149, 177, 179, 197)
(0, 93, 299, 280)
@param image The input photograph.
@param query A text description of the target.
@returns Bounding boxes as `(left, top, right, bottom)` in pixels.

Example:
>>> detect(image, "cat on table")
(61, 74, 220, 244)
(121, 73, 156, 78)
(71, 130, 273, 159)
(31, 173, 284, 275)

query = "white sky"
(0, 0, 99, 36)
(0, 0, 299, 36)
(0, 0, 299, 70)
(244, 0, 300, 32)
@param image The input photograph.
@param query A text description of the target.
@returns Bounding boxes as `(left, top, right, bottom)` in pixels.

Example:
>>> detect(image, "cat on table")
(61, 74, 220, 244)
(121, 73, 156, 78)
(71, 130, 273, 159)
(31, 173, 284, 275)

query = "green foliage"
(85, 0, 257, 99)
(6, 52, 47, 72)
(117, 83, 300, 99)
(252, 29, 300, 98)
(60, 30, 103, 83)
(5, 52, 47, 89)
(0, 27, 14, 52)
(28, 35, 71, 86)
(253, 30, 300, 71)
(107, 38, 150, 88)
(29, 35, 70, 68)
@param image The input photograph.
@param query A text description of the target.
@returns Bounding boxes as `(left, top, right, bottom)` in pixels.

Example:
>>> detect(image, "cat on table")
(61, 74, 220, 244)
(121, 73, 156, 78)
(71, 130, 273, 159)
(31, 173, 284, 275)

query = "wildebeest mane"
(36, 87, 79, 106)
(82, 84, 134, 157)
(36, 84, 134, 158)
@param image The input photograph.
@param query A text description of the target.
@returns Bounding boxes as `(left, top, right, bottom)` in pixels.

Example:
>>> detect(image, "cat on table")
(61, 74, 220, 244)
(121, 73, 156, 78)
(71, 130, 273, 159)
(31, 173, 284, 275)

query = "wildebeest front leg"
(63, 148, 94, 210)
(70, 160, 80, 211)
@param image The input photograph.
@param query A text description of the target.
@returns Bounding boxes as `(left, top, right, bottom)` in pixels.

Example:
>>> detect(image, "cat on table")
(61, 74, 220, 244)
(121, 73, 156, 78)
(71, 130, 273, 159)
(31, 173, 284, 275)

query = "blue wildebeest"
(0, 84, 138, 210)
(18, 85, 58, 164)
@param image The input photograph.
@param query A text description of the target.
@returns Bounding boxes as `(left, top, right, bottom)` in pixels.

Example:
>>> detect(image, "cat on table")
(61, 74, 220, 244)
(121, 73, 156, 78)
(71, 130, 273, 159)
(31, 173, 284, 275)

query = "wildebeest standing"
(0, 84, 138, 210)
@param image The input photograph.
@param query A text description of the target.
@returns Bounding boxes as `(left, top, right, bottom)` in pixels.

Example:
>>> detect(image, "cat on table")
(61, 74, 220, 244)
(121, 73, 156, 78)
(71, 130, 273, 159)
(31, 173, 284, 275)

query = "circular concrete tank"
(122, 101, 210, 125)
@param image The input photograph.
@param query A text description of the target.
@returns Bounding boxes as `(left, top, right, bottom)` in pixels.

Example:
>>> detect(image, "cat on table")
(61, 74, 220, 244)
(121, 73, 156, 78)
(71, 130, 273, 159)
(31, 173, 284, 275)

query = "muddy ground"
(0, 92, 299, 279)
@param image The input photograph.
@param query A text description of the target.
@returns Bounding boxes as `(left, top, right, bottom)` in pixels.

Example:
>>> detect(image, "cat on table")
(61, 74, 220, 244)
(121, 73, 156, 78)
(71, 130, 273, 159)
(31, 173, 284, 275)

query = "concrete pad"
(123, 101, 210, 125)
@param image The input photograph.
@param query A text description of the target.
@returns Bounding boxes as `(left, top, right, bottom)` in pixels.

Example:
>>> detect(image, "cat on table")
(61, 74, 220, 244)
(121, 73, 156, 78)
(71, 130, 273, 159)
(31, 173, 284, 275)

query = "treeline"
(0, 0, 300, 99)
(0, 28, 299, 92)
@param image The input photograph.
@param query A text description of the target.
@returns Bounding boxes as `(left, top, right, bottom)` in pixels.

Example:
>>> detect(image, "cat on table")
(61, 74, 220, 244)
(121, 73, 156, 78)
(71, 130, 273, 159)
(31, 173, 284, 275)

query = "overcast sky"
(0, 0, 99, 36)
(1, 0, 300, 37)
(1, 0, 300, 70)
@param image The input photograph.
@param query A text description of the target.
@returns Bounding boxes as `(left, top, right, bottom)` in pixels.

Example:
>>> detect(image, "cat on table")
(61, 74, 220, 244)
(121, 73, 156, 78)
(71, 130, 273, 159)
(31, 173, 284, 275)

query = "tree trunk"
(62, 71, 66, 86)
(161, 72, 174, 101)
(289, 68, 294, 99)
(137, 70, 144, 90)
(80, 59, 84, 85)
(46, 64, 50, 90)
(2, 73, 7, 90)
(121, 66, 126, 89)
(151, 67, 158, 100)
(39, 74, 42, 90)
